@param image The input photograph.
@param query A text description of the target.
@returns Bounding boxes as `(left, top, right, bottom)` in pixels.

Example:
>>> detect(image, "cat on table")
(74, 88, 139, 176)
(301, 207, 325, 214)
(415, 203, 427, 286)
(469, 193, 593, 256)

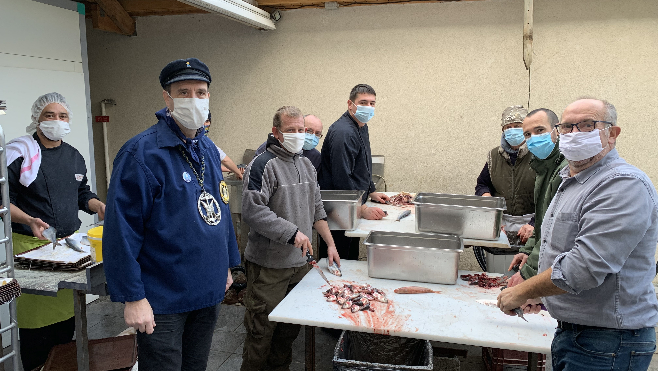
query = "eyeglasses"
(555, 120, 612, 134)
(305, 128, 323, 139)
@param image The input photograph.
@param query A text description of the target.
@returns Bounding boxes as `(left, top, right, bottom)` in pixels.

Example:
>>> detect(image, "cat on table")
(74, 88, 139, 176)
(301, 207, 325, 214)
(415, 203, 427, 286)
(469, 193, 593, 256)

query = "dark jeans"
(552, 324, 655, 371)
(19, 317, 75, 371)
(319, 230, 360, 261)
(137, 304, 220, 371)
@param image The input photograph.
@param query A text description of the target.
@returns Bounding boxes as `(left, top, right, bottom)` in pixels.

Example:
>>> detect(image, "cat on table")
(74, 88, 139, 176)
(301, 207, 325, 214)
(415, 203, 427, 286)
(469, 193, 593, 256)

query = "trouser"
(241, 260, 310, 371)
(319, 230, 360, 261)
(136, 304, 220, 371)
(551, 322, 655, 371)
(19, 317, 75, 371)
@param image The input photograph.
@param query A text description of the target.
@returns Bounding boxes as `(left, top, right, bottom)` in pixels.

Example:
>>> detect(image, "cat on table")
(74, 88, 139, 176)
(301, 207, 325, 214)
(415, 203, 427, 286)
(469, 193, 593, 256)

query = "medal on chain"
(178, 146, 221, 225)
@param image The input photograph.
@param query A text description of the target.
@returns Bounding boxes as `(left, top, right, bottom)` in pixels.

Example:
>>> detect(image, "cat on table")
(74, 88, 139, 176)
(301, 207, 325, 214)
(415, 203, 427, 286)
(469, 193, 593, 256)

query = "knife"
(305, 250, 331, 286)
(498, 264, 520, 285)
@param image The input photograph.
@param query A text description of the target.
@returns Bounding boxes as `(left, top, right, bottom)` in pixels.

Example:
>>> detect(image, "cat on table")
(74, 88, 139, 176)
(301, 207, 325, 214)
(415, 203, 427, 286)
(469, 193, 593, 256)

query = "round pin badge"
(183, 172, 192, 183)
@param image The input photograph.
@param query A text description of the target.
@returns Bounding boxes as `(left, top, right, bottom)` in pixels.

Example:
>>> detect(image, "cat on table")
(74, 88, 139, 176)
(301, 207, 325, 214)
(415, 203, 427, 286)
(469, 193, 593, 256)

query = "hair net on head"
(26, 92, 71, 134)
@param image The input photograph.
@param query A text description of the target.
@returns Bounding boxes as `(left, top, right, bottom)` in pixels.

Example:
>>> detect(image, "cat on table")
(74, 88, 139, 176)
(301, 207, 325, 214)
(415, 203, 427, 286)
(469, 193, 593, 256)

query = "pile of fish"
(323, 283, 388, 313)
(388, 192, 414, 206)
(460, 273, 503, 289)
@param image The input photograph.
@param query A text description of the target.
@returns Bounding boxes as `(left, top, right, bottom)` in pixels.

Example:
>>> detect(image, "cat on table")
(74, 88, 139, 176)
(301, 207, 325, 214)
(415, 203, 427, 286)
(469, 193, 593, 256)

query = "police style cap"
(501, 105, 528, 127)
(159, 58, 211, 89)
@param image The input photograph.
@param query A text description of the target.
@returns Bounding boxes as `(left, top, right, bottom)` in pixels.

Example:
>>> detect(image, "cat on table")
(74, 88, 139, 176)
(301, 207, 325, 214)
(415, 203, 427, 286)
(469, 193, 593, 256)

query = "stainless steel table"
(14, 262, 107, 371)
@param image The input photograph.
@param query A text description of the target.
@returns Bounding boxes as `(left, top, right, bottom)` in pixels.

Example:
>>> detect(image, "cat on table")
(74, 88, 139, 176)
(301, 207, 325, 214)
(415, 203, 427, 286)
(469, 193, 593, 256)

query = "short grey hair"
(273, 106, 303, 129)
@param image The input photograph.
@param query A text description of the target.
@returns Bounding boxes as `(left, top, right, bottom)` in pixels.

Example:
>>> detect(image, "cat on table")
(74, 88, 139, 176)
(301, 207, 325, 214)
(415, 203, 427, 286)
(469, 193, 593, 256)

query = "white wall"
(0, 0, 95, 348)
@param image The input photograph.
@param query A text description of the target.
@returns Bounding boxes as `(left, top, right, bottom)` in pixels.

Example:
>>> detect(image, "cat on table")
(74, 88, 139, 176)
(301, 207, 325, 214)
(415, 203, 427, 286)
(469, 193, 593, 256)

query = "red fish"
(394, 286, 441, 294)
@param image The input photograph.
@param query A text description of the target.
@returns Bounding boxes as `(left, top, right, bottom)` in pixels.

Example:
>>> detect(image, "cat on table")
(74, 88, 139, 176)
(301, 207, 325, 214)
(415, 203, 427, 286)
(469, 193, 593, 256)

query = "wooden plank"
(74, 290, 90, 371)
(523, 0, 533, 70)
(95, 0, 136, 35)
(118, 0, 208, 16)
(257, 0, 479, 9)
(89, 3, 125, 35)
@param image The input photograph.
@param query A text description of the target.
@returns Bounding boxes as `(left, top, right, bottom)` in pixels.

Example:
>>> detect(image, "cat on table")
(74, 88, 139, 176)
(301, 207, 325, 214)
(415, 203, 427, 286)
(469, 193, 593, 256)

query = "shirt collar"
(560, 148, 620, 184)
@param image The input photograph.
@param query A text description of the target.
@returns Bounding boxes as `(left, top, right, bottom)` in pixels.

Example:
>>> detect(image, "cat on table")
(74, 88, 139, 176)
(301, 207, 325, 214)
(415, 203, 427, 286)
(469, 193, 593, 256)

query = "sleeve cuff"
(287, 229, 298, 245)
(550, 252, 578, 294)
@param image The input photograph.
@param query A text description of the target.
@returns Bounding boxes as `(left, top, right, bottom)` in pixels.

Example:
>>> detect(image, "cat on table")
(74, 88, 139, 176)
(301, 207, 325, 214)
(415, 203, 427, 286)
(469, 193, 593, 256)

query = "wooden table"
(269, 260, 555, 371)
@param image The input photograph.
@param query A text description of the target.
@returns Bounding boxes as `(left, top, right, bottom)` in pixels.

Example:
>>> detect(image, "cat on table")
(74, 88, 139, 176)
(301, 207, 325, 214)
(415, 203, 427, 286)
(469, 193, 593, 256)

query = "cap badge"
(186, 61, 191, 67)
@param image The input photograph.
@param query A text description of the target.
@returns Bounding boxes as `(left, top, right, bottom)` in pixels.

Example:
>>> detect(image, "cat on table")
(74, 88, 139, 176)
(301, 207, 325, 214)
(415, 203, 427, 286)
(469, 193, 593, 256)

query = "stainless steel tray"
(365, 231, 463, 285)
(321, 190, 365, 230)
(414, 193, 506, 240)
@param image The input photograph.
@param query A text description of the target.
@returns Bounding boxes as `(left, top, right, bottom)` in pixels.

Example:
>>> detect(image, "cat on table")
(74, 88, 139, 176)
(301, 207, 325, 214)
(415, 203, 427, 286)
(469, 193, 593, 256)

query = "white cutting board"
(269, 260, 555, 354)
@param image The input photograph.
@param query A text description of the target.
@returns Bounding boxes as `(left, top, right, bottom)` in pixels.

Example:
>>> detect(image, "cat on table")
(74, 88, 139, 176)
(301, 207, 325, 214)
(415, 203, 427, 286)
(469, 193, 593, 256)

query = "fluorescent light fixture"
(0, 100, 6, 115)
(179, 0, 276, 30)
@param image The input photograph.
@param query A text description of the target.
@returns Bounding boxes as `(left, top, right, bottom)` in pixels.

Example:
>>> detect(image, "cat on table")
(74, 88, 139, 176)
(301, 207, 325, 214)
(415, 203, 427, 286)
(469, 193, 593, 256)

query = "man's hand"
(482, 193, 492, 197)
(327, 245, 341, 268)
(497, 286, 529, 316)
(226, 269, 233, 292)
(506, 272, 525, 288)
(28, 217, 49, 240)
(124, 298, 156, 334)
(369, 192, 390, 204)
(362, 206, 386, 220)
(293, 231, 313, 257)
(509, 253, 528, 270)
(88, 198, 106, 220)
(516, 224, 534, 244)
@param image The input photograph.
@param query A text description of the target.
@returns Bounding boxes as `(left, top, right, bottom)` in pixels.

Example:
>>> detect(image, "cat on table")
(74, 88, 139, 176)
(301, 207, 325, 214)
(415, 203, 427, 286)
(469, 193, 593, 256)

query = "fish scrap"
(323, 283, 388, 313)
(388, 192, 414, 206)
(328, 263, 342, 277)
(460, 273, 503, 289)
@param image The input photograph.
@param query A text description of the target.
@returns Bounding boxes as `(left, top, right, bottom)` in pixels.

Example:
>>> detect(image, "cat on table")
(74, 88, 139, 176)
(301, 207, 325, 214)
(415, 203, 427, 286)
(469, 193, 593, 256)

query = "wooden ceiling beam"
(94, 0, 136, 35)
(257, 0, 478, 10)
(118, 0, 208, 17)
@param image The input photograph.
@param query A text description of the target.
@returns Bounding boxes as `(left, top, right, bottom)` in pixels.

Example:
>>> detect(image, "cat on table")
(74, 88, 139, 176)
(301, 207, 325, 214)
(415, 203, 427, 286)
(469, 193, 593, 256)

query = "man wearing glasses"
(498, 98, 658, 370)
(255, 114, 323, 171)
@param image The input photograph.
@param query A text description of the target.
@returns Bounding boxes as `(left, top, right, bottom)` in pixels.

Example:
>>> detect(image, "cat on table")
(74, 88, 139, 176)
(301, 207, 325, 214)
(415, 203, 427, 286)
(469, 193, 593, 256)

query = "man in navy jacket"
(103, 58, 240, 371)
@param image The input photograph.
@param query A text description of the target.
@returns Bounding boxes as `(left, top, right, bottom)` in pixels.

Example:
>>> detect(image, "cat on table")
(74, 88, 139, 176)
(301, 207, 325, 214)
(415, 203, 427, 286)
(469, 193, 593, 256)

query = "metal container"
(414, 193, 506, 240)
(321, 190, 365, 230)
(224, 175, 244, 214)
(365, 231, 463, 285)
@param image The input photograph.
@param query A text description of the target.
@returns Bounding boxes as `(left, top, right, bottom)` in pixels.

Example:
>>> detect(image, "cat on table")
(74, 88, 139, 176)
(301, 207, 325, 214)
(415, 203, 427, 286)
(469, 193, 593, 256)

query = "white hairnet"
(26, 92, 72, 134)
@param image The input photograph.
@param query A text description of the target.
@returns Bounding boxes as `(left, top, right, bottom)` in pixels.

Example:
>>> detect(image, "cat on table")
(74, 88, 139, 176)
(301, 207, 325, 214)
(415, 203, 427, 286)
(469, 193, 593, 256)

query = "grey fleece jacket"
(242, 136, 327, 269)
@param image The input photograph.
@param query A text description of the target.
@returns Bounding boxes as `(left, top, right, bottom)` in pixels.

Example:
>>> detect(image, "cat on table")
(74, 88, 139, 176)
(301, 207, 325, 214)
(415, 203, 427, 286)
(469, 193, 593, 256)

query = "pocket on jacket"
(550, 212, 578, 251)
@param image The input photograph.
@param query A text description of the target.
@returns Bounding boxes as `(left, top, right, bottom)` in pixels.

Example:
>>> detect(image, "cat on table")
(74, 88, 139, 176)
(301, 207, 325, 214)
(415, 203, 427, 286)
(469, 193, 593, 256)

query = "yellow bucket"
(87, 226, 103, 262)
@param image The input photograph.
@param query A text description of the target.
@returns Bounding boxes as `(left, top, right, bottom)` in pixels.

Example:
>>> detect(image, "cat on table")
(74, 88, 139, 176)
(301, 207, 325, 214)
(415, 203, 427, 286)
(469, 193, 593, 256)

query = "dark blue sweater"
(318, 111, 376, 203)
(103, 108, 240, 314)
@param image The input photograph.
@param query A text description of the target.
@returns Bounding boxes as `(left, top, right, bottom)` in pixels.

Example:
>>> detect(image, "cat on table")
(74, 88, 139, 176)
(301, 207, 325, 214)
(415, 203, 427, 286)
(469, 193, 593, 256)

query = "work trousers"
(241, 260, 310, 371)
(319, 230, 360, 261)
(19, 317, 75, 371)
(551, 325, 655, 371)
(136, 304, 220, 371)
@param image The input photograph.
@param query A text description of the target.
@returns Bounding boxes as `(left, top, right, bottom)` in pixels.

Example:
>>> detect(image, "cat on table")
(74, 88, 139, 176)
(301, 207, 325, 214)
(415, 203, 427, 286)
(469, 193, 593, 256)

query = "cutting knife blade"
(498, 264, 520, 285)
(306, 250, 331, 285)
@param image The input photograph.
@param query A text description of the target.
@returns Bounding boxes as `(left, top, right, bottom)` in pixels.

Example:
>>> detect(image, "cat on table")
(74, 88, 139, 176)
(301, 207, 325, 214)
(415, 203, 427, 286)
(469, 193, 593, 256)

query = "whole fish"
(394, 286, 441, 294)
(395, 210, 411, 222)
(43, 227, 59, 250)
(64, 237, 85, 253)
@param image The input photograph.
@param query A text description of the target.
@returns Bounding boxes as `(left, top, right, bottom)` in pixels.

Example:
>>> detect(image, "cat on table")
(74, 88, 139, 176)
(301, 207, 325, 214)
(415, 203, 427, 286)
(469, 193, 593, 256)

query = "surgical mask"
(278, 129, 305, 153)
(504, 128, 525, 146)
(303, 133, 319, 150)
(558, 129, 606, 161)
(39, 120, 70, 141)
(351, 102, 375, 123)
(168, 93, 209, 130)
(526, 132, 555, 160)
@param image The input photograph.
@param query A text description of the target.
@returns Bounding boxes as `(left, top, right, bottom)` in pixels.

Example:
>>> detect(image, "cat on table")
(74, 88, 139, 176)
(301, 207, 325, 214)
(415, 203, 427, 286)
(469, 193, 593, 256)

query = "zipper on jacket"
(293, 156, 301, 183)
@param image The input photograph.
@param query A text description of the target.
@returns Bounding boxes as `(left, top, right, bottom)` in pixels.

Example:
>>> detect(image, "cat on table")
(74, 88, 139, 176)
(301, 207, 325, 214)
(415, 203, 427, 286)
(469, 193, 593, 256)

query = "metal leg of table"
(527, 352, 539, 371)
(73, 290, 90, 371)
(304, 325, 316, 371)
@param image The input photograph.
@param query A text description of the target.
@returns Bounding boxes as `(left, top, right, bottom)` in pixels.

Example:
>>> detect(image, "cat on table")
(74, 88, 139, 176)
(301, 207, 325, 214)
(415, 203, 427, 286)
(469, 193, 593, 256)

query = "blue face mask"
(504, 127, 525, 146)
(303, 133, 319, 150)
(352, 102, 375, 123)
(526, 132, 556, 160)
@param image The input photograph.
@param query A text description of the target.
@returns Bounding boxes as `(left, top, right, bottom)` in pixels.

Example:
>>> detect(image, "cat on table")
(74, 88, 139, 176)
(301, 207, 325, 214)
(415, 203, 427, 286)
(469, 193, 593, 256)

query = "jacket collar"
(529, 139, 564, 174)
(154, 108, 208, 151)
(265, 133, 298, 162)
(560, 148, 620, 184)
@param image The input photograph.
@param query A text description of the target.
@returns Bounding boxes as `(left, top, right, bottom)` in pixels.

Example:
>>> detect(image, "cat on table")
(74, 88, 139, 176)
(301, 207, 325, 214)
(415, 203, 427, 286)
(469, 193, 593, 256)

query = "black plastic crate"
(333, 331, 433, 371)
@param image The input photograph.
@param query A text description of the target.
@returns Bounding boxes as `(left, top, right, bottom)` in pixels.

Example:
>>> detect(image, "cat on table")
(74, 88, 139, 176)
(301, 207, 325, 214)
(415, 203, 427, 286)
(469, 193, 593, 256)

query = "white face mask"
(39, 120, 70, 141)
(168, 93, 209, 130)
(278, 129, 305, 153)
(558, 129, 606, 161)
